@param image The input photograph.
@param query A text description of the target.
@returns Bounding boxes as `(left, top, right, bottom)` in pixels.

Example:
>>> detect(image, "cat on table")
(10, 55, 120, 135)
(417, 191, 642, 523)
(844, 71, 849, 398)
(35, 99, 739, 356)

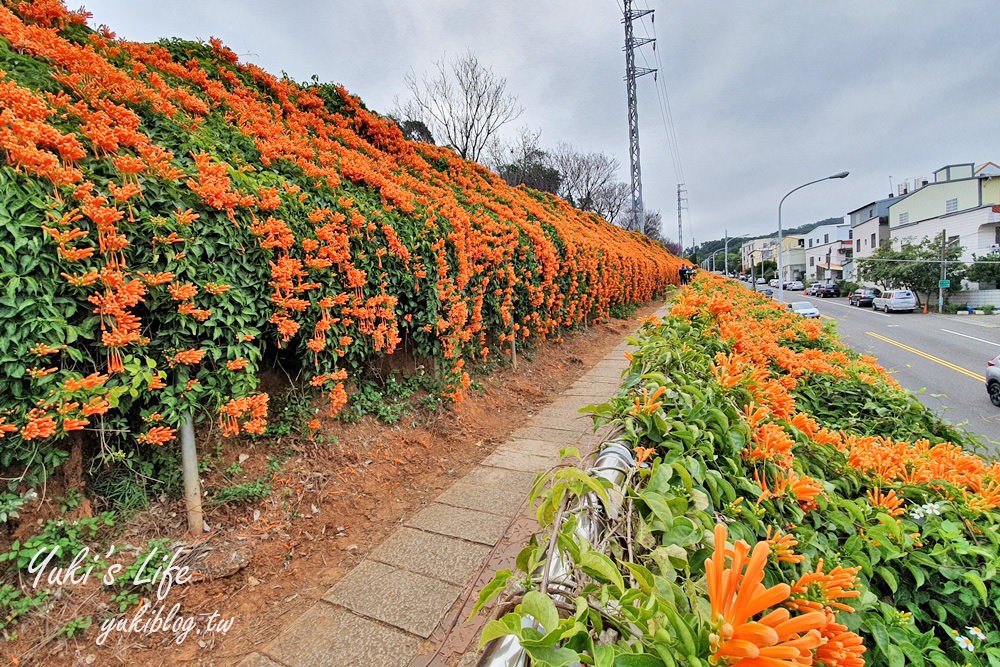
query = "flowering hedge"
(0, 0, 683, 481)
(479, 274, 999, 667)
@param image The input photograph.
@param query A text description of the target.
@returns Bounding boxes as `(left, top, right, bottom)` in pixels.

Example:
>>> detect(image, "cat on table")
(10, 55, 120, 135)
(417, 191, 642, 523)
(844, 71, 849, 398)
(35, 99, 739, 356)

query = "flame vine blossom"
(705, 523, 828, 667)
(0, 0, 686, 470)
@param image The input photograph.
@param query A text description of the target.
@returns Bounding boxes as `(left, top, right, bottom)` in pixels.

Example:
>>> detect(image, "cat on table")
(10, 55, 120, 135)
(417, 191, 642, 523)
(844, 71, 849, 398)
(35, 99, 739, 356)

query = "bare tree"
(642, 210, 663, 240)
(597, 182, 630, 228)
(549, 144, 629, 225)
(397, 51, 522, 163)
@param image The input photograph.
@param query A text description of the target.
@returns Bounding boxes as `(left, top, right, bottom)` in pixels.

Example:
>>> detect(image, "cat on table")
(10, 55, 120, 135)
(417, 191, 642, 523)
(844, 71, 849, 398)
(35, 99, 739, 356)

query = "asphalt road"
(772, 286, 1000, 450)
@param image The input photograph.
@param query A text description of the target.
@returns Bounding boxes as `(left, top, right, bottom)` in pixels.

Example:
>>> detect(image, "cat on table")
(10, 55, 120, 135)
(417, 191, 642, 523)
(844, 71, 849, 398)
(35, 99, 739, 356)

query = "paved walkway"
(237, 304, 670, 667)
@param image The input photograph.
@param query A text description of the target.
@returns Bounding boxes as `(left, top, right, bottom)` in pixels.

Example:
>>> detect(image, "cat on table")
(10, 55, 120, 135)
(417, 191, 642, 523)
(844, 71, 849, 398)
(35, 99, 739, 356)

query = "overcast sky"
(81, 1, 999, 248)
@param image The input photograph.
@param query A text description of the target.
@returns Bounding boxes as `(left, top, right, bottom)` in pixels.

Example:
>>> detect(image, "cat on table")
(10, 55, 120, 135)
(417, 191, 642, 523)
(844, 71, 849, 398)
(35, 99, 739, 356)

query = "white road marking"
(941, 328, 1000, 348)
(811, 298, 890, 317)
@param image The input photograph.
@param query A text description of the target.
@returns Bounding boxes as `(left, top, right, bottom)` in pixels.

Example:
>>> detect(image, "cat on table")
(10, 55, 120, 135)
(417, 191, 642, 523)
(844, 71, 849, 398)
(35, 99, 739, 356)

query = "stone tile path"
(237, 305, 668, 667)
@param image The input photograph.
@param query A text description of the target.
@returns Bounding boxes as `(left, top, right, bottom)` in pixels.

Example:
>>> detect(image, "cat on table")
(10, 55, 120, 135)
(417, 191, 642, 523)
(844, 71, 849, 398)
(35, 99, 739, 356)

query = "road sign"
(939, 279, 951, 288)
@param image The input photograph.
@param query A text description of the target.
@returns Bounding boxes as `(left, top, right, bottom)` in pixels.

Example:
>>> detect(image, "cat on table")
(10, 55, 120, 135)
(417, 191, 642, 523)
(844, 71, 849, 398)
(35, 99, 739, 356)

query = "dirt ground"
(3, 303, 661, 667)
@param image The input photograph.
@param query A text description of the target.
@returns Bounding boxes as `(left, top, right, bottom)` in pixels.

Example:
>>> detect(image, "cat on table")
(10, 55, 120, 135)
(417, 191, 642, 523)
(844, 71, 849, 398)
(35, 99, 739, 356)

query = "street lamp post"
(725, 230, 750, 277)
(709, 248, 724, 272)
(778, 171, 849, 303)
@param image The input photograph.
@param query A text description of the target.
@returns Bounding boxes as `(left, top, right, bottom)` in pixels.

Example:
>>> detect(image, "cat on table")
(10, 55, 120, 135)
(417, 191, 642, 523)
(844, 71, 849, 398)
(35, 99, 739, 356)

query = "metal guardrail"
(476, 438, 636, 667)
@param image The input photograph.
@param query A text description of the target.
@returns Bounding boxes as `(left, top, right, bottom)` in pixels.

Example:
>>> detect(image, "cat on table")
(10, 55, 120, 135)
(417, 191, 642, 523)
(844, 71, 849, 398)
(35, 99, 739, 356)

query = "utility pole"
(938, 229, 946, 314)
(623, 0, 655, 232)
(677, 183, 687, 252)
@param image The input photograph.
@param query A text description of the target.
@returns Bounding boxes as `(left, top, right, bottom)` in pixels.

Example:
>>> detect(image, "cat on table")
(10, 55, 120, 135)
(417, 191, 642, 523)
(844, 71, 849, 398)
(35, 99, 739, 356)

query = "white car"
(988, 354, 1000, 407)
(872, 290, 917, 313)
(787, 280, 804, 291)
(769, 279, 780, 288)
(787, 301, 820, 318)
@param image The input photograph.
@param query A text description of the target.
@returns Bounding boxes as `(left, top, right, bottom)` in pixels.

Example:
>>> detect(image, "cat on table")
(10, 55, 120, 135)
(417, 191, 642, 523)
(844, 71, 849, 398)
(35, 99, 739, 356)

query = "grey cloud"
(80, 0, 1000, 243)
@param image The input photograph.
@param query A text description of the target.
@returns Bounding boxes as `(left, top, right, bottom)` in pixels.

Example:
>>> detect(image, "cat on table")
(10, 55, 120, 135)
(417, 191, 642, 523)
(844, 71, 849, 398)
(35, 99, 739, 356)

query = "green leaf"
(641, 491, 674, 526)
(470, 569, 512, 618)
(579, 551, 626, 594)
(521, 590, 560, 634)
(903, 561, 925, 588)
(877, 566, 898, 594)
(885, 643, 905, 667)
(594, 644, 615, 667)
(623, 561, 655, 594)
(558, 447, 581, 461)
(962, 571, 988, 603)
(523, 645, 580, 667)
(479, 614, 524, 647)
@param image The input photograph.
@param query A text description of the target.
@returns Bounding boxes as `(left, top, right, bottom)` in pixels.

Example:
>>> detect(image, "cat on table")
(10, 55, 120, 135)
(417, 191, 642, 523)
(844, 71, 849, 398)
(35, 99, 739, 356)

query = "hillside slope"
(0, 0, 682, 481)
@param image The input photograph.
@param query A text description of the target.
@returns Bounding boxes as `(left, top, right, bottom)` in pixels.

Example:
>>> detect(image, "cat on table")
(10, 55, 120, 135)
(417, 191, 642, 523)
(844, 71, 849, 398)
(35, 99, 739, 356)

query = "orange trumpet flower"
(706, 524, 826, 667)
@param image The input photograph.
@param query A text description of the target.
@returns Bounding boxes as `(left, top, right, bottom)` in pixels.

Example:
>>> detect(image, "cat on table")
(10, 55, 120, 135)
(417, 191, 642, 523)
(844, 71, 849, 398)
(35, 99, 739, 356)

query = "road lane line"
(815, 299, 890, 317)
(866, 331, 986, 382)
(941, 328, 1000, 348)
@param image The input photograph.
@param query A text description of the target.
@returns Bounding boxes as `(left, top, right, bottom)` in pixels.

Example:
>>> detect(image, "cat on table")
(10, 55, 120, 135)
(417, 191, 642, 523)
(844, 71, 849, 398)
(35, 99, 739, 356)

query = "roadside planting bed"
(480, 274, 999, 667)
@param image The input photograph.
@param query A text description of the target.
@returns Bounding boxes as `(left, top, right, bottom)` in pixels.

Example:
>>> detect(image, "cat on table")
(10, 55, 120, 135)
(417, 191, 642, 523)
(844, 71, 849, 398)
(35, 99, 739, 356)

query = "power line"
(635, 5, 684, 185)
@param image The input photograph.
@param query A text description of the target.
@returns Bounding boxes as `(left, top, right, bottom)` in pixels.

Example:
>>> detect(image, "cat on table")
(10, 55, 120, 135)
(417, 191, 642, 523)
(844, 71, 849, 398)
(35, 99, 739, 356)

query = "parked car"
(787, 301, 820, 318)
(769, 279, 780, 288)
(816, 283, 841, 298)
(787, 280, 805, 291)
(756, 277, 767, 284)
(848, 288, 879, 307)
(872, 289, 917, 312)
(988, 354, 1000, 407)
(805, 283, 822, 296)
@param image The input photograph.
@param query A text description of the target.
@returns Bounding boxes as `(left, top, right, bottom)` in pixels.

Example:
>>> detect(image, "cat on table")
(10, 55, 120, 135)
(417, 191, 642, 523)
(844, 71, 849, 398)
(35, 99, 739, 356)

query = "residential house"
(776, 235, 805, 284)
(740, 237, 773, 276)
(803, 222, 852, 282)
(888, 162, 1000, 263)
(849, 197, 894, 261)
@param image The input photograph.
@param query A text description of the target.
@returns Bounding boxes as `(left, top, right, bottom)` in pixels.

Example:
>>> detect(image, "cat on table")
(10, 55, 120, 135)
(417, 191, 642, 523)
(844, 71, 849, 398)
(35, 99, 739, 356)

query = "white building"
(802, 221, 852, 282)
(888, 162, 1000, 263)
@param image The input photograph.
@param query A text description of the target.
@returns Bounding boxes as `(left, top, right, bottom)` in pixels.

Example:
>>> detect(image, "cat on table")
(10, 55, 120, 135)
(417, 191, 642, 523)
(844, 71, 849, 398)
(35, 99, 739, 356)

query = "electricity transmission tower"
(622, 0, 656, 232)
(676, 183, 687, 252)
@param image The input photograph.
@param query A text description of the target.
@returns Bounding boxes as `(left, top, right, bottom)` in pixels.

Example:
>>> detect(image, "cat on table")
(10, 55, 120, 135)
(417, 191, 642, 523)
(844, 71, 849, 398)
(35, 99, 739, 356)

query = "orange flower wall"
(0, 0, 684, 464)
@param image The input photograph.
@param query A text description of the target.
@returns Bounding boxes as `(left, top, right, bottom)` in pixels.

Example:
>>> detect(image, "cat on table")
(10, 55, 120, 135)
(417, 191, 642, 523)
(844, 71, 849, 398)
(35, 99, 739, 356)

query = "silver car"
(787, 301, 820, 318)
(872, 289, 917, 313)
(989, 354, 1000, 407)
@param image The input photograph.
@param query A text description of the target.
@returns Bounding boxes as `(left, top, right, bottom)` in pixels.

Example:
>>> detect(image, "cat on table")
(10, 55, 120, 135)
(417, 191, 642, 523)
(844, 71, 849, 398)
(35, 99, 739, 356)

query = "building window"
(870, 232, 876, 247)
(856, 239, 861, 251)
(899, 212, 909, 225)
(808, 239, 812, 248)
(823, 234, 829, 243)
(945, 198, 958, 214)
(809, 257, 814, 266)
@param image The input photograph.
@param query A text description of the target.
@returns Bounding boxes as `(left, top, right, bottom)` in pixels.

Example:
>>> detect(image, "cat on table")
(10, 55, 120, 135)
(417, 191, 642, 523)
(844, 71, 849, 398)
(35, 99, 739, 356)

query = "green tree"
(857, 232, 965, 305)
(966, 250, 1000, 289)
(755, 260, 776, 280)
(491, 128, 561, 195)
(398, 119, 435, 144)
